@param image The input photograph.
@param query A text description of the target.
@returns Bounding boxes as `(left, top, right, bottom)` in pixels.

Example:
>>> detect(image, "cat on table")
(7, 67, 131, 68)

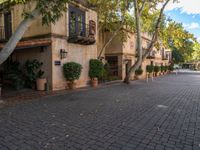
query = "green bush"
(5, 61, 25, 90)
(154, 66, 160, 73)
(161, 65, 165, 72)
(135, 68, 143, 76)
(101, 63, 110, 81)
(89, 59, 104, 79)
(63, 62, 82, 82)
(146, 65, 154, 73)
(169, 64, 174, 71)
(23, 59, 44, 88)
(164, 66, 168, 72)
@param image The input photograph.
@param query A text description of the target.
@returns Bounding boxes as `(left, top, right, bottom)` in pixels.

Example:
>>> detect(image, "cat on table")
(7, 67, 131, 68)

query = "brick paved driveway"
(0, 73, 200, 150)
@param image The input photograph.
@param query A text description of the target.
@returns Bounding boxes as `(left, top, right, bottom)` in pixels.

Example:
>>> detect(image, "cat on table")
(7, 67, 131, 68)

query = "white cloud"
(166, 0, 200, 15)
(183, 22, 200, 29)
(197, 37, 200, 43)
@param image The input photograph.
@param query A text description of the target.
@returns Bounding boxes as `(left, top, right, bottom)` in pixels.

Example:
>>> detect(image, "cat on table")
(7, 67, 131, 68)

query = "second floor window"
(69, 6, 85, 37)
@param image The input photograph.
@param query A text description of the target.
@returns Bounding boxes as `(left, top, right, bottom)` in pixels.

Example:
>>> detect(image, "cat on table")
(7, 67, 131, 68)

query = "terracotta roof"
(0, 38, 51, 50)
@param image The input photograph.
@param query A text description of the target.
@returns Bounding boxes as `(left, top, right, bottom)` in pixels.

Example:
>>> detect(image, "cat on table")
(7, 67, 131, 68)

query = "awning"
(0, 38, 51, 50)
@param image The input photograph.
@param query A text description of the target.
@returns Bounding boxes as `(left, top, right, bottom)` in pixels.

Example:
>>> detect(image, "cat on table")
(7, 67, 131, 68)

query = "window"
(4, 11, 12, 40)
(69, 6, 85, 36)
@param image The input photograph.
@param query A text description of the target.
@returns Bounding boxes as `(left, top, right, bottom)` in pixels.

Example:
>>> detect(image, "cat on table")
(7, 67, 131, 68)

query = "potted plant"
(89, 59, 104, 87)
(164, 66, 168, 74)
(169, 64, 174, 72)
(23, 59, 44, 90)
(63, 62, 82, 89)
(135, 67, 143, 80)
(160, 65, 164, 75)
(36, 70, 47, 91)
(154, 66, 160, 76)
(146, 65, 154, 77)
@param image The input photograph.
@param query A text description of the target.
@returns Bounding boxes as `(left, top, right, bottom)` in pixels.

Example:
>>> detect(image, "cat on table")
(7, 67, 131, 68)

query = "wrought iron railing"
(68, 21, 96, 38)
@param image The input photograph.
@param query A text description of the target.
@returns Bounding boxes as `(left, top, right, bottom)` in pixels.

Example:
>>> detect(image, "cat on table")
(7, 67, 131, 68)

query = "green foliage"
(100, 63, 110, 82)
(169, 64, 174, 71)
(63, 62, 82, 82)
(135, 67, 143, 76)
(23, 59, 44, 87)
(154, 66, 160, 73)
(4, 61, 25, 90)
(146, 65, 154, 73)
(89, 59, 104, 79)
(160, 20, 197, 63)
(192, 42, 200, 61)
(164, 66, 168, 72)
(160, 65, 165, 72)
(2, 0, 70, 25)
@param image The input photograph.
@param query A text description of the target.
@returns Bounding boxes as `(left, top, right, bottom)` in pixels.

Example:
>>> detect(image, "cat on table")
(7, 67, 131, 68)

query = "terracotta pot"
(135, 75, 143, 80)
(67, 81, 76, 90)
(36, 78, 47, 91)
(91, 78, 98, 87)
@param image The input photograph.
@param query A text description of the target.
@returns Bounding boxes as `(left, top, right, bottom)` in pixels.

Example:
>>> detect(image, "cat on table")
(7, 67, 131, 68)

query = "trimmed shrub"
(154, 66, 160, 73)
(135, 68, 143, 76)
(161, 65, 165, 72)
(146, 65, 154, 73)
(89, 59, 104, 79)
(169, 64, 174, 71)
(164, 66, 168, 72)
(63, 62, 82, 82)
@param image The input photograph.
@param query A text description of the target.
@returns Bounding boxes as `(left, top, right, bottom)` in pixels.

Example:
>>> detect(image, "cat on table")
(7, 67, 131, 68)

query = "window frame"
(68, 5, 86, 37)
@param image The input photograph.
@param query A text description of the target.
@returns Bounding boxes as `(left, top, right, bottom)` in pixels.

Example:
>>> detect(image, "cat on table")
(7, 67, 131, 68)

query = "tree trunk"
(0, 9, 40, 65)
(98, 24, 123, 59)
(124, 0, 142, 84)
(124, 0, 170, 84)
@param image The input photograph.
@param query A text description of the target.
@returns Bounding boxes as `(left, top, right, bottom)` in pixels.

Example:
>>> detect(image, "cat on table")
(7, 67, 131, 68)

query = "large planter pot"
(67, 81, 77, 90)
(91, 78, 98, 87)
(36, 78, 47, 91)
(135, 75, 143, 80)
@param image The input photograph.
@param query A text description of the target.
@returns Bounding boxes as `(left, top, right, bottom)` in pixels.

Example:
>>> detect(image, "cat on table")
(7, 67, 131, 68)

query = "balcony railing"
(0, 26, 5, 41)
(68, 20, 96, 45)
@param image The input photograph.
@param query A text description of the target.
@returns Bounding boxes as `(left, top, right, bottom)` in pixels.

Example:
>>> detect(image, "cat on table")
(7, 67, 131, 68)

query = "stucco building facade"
(98, 30, 172, 80)
(0, 1, 98, 90)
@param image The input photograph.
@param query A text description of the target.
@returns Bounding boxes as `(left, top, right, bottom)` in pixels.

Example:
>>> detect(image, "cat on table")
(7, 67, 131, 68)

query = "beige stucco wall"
(51, 37, 97, 90)
(51, 4, 97, 38)
(9, 3, 51, 38)
(11, 47, 53, 88)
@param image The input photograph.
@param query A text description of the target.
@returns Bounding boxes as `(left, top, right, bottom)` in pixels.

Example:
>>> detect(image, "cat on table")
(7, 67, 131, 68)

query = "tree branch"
(139, 0, 146, 14)
(0, 8, 40, 65)
(142, 0, 171, 59)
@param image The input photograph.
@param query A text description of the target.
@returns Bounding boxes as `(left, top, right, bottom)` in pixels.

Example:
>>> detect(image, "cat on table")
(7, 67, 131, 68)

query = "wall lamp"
(60, 49, 68, 59)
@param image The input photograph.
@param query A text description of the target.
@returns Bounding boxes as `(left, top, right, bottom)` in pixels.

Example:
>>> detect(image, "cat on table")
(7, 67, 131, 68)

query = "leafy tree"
(161, 20, 196, 63)
(0, 0, 70, 64)
(89, 0, 135, 58)
(192, 42, 200, 61)
(124, 0, 172, 83)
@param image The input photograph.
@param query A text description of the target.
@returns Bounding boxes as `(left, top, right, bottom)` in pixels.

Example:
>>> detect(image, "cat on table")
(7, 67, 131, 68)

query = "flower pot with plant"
(24, 59, 45, 90)
(164, 66, 168, 74)
(89, 59, 104, 87)
(135, 67, 143, 80)
(63, 62, 82, 89)
(36, 70, 47, 91)
(154, 66, 160, 76)
(160, 65, 165, 75)
(169, 64, 174, 72)
(146, 65, 154, 78)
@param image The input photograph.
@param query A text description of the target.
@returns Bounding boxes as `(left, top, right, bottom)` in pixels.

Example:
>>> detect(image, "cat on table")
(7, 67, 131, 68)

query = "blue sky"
(165, 0, 200, 42)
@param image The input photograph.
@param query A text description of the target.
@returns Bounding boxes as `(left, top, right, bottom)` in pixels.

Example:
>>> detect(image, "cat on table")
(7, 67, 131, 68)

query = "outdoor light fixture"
(60, 49, 68, 59)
